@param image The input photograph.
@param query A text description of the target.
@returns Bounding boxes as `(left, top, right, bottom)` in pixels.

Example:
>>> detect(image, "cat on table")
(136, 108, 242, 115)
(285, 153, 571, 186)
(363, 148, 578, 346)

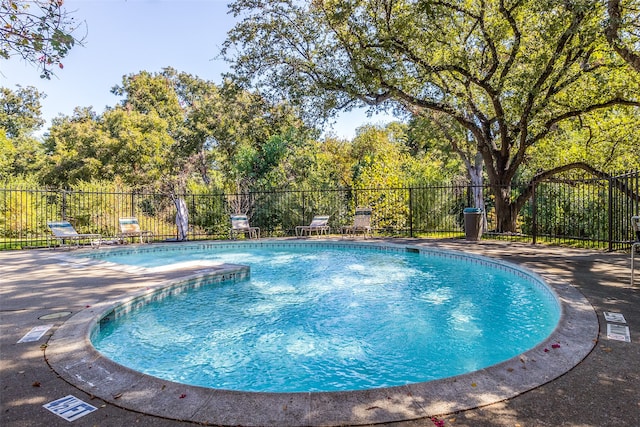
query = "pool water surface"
(90, 244, 560, 392)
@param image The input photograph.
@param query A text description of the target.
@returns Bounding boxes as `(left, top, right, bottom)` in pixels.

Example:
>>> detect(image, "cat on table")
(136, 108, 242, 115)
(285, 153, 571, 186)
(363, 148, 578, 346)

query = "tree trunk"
(493, 185, 518, 233)
(468, 152, 487, 231)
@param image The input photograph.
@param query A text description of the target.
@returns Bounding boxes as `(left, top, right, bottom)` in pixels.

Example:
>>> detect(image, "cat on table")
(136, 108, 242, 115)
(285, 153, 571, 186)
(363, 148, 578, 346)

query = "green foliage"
(41, 107, 175, 187)
(40, 107, 104, 186)
(0, 175, 44, 238)
(288, 137, 353, 189)
(186, 181, 228, 236)
(101, 108, 175, 184)
(0, 86, 46, 177)
(119, 71, 311, 191)
(0, 130, 14, 178)
(520, 180, 611, 242)
(525, 106, 640, 178)
(231, 128, 312, 189)
(0, 86, 45, 137)
(350, 123, 458, 187)
(112, 70, 184, 132)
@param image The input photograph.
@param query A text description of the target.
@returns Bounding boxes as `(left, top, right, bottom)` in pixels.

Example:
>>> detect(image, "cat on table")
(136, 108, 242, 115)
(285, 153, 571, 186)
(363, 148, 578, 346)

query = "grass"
(0, 232, 619, 252)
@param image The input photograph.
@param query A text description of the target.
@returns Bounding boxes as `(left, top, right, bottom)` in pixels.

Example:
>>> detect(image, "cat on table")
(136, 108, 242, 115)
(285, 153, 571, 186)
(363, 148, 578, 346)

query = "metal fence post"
(532, 181, 537, 245)
(302, 191, 306, 230)
(608, 177, 613, 252)
(409, 187, 414, 238)
(61, 190, 67, 220)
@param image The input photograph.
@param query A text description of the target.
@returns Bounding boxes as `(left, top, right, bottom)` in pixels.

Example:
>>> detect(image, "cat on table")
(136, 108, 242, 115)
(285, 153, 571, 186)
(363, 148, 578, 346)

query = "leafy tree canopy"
(0, 85, 44, 137)
(526, 105, 640, 176)
(0, 85, 45, 176)
(41, 68, 317, 193)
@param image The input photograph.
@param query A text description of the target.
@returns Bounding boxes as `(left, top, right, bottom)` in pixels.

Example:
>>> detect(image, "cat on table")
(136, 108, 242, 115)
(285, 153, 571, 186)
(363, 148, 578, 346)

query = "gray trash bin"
(463, 207, 483, 241)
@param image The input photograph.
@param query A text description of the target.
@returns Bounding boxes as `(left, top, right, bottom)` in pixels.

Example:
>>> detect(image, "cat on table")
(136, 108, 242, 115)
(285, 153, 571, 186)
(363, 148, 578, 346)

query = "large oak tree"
(223, 0, 640, 231)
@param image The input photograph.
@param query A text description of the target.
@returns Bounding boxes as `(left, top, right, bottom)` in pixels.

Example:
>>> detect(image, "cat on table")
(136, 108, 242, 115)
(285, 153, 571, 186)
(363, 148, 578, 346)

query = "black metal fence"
(527, 170, 640, 250)
(1, 170, 638, 251)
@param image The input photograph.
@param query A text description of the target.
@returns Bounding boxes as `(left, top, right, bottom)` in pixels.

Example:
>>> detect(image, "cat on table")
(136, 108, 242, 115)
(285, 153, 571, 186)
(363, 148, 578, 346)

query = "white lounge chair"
(631, 216, 640, 286)
(295, 215, 330, 237)
(341, 207, 373, 239)
(229, 214, 260, 239)
(118, 217, 154, 244)
(47, 221, 102, 248)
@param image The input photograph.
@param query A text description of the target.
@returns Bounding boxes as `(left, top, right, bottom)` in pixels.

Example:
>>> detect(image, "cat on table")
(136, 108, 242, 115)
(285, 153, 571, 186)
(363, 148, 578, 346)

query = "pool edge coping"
(45, 240, 599, 426)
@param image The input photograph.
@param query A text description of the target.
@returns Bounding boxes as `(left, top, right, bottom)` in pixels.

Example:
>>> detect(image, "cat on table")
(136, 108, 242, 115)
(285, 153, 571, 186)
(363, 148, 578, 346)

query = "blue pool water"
(90, 243, 560, 392)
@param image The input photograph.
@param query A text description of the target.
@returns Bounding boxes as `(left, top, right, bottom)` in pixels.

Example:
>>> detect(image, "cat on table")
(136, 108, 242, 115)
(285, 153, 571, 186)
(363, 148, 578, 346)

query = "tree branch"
(530, 97, 640, 145)
(605, 0, 640, 72)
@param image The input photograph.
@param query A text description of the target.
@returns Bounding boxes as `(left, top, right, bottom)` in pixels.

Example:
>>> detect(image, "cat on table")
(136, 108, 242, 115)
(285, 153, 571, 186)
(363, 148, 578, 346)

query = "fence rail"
(1, 171, 638, 251)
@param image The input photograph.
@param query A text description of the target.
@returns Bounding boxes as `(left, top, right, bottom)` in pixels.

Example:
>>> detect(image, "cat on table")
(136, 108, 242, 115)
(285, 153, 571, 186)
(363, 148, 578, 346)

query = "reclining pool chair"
(118, 217, 154, 244)
(229, 214, 260, 239)
(631, 216, 640, 286)
(47, 220, 102, 248)
(341, 207, 373, 238)
(295, 215, 330, 237)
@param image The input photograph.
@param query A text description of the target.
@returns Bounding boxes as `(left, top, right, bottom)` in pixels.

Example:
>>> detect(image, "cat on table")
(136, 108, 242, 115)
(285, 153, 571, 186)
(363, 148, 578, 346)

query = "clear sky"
(0, 0, 394, 139)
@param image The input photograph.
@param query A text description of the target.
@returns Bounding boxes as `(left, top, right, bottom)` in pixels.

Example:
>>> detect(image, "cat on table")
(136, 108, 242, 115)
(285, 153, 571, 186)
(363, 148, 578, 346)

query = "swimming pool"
(88, 242, 559, 393)
(47, 240, 598, 426)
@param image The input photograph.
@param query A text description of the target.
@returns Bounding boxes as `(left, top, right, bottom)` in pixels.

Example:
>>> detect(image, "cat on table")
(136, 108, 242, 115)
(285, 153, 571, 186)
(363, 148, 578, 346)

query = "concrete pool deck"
(1, 239, 639, 426)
